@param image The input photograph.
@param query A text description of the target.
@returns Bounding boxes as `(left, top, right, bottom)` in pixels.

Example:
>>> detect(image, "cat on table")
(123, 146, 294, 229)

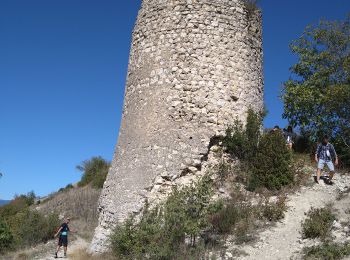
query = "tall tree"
(283, 15, 350, 149)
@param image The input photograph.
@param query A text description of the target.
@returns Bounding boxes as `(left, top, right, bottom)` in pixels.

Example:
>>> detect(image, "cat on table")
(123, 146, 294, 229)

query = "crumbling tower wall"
(91, 0, 264, 253)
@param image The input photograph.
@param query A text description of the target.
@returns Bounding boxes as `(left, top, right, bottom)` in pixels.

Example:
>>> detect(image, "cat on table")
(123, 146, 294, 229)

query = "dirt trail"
(37, 235, 89, 260)
(235, 174, 350, 260)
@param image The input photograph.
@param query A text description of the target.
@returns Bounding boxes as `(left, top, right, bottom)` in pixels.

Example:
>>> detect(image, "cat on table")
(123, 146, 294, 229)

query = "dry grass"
(37, 185, 101, 222)
(35, 185, 101, 240)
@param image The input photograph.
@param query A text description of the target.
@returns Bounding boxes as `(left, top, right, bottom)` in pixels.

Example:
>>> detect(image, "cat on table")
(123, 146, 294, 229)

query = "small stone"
(225, 252, 233, 258)
(161, 172, 170, 179)
(188, 166, 198, 173)
(333, 220, 342, 229)
(155, 177, 164, 185)
(219, 188, 226, 194)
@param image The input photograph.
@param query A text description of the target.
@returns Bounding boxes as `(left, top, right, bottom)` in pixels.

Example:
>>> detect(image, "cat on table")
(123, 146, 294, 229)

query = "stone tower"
(91, 0, 263, 253)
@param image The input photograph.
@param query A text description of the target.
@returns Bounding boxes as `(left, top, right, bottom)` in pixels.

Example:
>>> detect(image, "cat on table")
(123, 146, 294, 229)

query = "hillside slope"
(35, 185, 101, 240)
(235, 174, 350, 260)
(2, 186, 101, 260)
(51, 172, 350, 260)
(4, 170, 350, 260)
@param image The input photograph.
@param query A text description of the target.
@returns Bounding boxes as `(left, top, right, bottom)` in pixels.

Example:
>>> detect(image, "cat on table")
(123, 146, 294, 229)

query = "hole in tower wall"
(231, 95, 239, 101)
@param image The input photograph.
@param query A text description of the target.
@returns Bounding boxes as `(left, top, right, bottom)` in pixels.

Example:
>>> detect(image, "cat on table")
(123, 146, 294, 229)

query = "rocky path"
(34, 235, 88, 260)
(235, 174, 350, 260)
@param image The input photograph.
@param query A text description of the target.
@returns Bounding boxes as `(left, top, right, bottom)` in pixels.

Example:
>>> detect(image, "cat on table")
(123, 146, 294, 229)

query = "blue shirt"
(60, 223, 70, 236)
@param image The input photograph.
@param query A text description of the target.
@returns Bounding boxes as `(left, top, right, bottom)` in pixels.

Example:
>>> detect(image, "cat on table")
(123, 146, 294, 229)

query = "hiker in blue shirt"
(315, 135, 338, 185)
(54, 217, 73, 258)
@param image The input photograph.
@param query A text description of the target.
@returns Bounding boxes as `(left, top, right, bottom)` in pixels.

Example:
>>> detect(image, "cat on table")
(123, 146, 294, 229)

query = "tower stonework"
(91, 0, 263, 253)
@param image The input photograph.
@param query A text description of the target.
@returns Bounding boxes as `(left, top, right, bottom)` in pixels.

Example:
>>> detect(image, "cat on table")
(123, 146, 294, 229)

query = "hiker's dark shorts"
(58, 235, 68, 247)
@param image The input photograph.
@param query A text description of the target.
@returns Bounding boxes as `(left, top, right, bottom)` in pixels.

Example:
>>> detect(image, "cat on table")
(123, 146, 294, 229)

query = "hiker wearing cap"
(315, 135, 338, 185)
(54, 217, 73, 258)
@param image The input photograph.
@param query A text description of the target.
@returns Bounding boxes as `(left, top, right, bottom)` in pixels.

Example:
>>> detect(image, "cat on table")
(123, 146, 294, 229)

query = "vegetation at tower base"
(111, 175, 214, 259)
(223, 109, 294, 191)
(248, 133, 294, 191)
(110, 177, 288, 259)
(110, 111, 294, 259)
(282, 15, 350, 168)
(76, 156, 110, 189)
(222, 109, 261, 162)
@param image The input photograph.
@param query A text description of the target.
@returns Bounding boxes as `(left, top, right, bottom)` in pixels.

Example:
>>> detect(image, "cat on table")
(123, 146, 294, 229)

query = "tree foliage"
(223, 109, 261, 161)
(76, 156, 110, 188)
(282, 15, 350, 165)
(223, 109, 294, 190)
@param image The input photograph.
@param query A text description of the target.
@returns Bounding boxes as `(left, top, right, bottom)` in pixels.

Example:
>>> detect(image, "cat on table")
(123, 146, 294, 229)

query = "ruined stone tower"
(91, 0, 263, 252)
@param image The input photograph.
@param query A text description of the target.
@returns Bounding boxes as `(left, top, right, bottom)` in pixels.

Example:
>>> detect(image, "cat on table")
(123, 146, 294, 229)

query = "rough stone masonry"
(90, 0, 264, 253)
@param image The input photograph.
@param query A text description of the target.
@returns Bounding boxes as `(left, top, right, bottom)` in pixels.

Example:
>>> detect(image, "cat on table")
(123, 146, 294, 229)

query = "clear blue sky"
(0, 0, 349, 200)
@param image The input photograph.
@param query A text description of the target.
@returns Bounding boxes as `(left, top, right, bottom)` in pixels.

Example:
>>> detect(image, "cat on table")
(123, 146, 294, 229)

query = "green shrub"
(261, 196, 287, 221)
(58, 183, 74, 193)
(248, 132, 294, 191)
(304, 243, 350, 260)
(0, 192, 35, 220)
(302, 207, 336, 240)
(111, 175, 213, 259)
(0, 219, 14, 253)
(76, 156, 110, 188)
(0, 191, 60, 253)
(210, 202, 255, 235)
(223, 109, 261, 161)
(223, 110, 294, 191)
(215, 159, 233, 184)
(65, 183, 74, 189)
(9, 209, 60, 247)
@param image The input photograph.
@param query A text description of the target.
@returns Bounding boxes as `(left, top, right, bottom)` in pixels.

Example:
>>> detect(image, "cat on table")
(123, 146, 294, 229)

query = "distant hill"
(0, 200, 10, 206)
